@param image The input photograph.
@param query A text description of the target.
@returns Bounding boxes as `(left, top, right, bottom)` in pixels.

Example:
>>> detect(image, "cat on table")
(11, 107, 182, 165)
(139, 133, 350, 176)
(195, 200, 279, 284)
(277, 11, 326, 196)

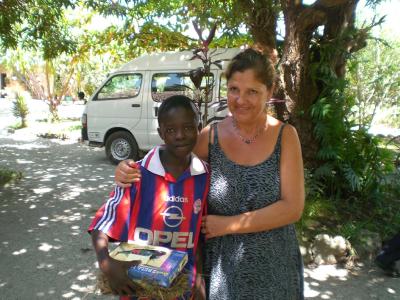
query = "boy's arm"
(91, 230, 139, 295)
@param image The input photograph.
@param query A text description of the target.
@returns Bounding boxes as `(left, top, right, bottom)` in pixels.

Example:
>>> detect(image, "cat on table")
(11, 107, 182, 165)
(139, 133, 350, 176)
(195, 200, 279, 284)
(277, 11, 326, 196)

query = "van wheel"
(105, 131, 138, 164)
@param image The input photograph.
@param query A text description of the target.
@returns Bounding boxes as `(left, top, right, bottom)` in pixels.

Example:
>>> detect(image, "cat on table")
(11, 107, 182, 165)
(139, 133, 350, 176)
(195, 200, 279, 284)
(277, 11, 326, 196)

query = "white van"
(81, 48, 240, 164)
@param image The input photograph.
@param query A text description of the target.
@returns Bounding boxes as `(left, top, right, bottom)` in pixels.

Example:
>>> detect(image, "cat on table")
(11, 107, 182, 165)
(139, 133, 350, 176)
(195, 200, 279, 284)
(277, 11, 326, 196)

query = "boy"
(88, 95, 209, 299)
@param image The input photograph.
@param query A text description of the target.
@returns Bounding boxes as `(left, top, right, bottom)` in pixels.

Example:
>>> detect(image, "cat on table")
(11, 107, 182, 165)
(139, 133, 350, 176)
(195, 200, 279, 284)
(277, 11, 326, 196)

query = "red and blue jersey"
(88, 146, 209, 296)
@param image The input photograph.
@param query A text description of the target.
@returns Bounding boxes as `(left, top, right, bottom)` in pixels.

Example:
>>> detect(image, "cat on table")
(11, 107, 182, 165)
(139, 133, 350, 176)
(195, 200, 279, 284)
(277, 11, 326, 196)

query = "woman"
(115, 48, 305, 299)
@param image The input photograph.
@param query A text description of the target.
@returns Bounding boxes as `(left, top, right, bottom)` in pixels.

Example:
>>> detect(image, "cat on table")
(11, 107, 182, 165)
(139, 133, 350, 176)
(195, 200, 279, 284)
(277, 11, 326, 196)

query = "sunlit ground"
(304, 263, 399, 299)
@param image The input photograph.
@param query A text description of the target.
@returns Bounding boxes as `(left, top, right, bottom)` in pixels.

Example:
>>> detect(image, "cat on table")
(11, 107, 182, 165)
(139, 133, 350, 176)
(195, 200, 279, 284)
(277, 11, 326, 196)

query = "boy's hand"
(115, 159, 141, 188)
(101, 256, 140, 295)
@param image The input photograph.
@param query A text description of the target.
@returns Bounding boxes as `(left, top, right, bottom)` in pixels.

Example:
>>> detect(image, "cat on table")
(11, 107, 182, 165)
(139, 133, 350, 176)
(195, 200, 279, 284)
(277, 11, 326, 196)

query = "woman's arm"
(201, 125, 305, 239)
(115, 160, 141, 187)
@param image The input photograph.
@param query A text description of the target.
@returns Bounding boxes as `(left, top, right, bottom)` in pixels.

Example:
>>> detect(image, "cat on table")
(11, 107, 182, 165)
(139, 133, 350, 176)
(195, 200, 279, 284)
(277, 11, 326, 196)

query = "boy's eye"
(166, 128, 175, 134)
(184, 126, 195, 131)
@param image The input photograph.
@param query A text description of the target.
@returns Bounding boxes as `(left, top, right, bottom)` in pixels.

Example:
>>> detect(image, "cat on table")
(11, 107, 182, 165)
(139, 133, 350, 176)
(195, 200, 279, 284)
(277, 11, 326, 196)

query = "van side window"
(96, 74, 142, 100)
(151, 73, 213, 102)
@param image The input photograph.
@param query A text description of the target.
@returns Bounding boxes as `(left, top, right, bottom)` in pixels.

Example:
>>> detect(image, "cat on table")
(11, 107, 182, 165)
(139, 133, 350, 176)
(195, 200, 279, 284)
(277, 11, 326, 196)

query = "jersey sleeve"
(88, 184, 138, 242)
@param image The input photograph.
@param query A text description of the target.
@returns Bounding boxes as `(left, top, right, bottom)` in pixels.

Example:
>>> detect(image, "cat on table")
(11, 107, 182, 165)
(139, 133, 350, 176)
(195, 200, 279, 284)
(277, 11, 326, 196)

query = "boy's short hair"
(157, 95, 199, 125)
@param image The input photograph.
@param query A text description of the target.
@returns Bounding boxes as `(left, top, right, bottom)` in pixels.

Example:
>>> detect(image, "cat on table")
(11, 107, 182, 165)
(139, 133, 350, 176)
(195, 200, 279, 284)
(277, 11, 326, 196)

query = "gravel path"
(0, 131, 399, 300)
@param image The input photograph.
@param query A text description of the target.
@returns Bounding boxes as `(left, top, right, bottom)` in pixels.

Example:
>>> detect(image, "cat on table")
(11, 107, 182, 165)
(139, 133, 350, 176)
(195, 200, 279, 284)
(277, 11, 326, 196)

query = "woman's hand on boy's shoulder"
(101, 256, 139, 295)
(193, 125, 211, 161)
(115, 160, 141, 188)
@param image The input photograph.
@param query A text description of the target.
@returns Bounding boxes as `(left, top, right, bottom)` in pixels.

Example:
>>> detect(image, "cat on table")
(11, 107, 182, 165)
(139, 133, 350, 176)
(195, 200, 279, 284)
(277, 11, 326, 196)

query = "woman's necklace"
(232, 118, 266, 144)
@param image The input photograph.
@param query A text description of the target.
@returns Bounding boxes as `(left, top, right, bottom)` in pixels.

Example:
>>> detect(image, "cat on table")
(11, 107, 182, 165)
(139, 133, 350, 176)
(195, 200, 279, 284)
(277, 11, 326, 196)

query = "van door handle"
(131, 104, 140, 107)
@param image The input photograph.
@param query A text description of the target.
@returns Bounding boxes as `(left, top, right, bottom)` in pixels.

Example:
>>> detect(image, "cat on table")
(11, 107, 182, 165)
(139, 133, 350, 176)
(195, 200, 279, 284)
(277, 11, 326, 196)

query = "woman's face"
(227, 69, 272, 124)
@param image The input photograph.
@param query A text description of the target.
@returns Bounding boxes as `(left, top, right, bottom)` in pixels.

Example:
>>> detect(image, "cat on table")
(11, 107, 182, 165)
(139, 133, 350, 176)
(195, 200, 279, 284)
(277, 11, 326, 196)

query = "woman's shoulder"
(276, 122, 301, 151)
(267, 116, 297, 134)
(267, 115, 282, 127)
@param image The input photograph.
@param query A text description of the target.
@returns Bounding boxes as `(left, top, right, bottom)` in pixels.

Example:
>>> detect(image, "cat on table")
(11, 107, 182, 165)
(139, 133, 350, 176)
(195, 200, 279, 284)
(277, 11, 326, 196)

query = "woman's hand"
(115, 160, 141, 188)
(201, 215, 234, 239)
(100, 256, 139, 295)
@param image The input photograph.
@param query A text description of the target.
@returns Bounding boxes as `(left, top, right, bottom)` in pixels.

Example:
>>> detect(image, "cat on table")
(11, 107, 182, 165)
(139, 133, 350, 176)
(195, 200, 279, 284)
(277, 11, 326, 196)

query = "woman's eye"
(249, 89, 258, 95)
(228, 87, 238, 93)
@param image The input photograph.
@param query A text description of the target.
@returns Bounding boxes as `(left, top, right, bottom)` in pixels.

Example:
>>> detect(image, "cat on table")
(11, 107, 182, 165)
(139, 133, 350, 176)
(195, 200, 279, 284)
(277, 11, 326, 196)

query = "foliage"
(308, 25, 399, 239)
(299, 167, 400, 242)
(12, 93, 29, 128)
(0, 0, 77, 59)
(346, 38, 400, 128)
(1, 8, 124, 120)
(187, 21, 228, 126)
(0, 167, 23, 187)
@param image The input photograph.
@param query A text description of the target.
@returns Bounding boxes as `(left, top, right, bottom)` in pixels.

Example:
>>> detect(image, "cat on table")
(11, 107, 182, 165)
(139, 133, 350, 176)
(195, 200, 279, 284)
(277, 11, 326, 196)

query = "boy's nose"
(175, 128, 185, 139)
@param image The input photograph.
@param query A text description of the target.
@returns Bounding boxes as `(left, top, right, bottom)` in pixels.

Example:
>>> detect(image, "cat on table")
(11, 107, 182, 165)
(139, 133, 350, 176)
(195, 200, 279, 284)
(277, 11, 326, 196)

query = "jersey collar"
(141, 146, 208, 177)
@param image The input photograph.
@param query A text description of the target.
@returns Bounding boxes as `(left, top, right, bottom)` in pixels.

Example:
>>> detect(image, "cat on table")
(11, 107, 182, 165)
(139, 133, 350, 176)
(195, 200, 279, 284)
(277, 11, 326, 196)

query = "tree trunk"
(238, 0, 289, 121)
(280, 0, 359, 166)
(241, 0, 361, 166)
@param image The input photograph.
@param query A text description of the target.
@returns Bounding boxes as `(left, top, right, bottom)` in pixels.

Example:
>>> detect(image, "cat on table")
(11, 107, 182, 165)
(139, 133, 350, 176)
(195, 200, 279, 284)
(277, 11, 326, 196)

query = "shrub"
(0, 168, 23, 187)
(12, 93, 29, 128)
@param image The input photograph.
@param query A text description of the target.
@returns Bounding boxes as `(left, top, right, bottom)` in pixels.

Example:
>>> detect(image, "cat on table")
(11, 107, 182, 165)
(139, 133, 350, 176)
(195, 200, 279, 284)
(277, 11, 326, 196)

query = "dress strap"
(208, 123, 219, 145)
(207, 123, 219, 163)
(213, 123, 219, 144)
(276, 123, 287, 148)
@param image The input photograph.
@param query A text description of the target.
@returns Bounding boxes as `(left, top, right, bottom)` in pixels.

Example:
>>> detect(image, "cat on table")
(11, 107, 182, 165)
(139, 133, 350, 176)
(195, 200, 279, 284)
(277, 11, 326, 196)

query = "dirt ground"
(0, 122, 399, 299)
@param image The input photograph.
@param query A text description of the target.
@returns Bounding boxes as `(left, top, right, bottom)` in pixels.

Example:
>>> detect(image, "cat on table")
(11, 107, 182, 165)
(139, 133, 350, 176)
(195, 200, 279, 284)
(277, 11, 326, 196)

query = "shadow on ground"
(0, 134, 118, 299)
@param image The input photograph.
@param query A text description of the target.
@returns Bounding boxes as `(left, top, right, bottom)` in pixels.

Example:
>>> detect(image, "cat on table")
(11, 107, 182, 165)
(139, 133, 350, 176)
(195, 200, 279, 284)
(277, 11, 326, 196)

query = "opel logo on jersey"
(160, 206, 186, 228)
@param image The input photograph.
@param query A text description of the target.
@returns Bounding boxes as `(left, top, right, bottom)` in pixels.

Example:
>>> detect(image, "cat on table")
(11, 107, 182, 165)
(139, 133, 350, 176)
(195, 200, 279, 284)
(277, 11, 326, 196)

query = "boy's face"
(157, 107, 198, 159)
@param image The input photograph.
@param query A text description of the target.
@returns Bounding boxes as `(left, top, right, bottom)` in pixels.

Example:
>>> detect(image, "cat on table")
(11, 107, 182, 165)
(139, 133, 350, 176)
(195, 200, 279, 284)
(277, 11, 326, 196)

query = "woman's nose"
(235, 92, 246, 104)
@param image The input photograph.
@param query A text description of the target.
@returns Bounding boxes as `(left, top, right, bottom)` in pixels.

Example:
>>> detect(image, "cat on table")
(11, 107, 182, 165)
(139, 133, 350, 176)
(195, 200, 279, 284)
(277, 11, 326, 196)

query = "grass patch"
(0, 168, 23, 187)
(61, 117, 81, 122)
(8, 122, 23, 130)
(37, 117, 80, 123)
(36, 120, 81, 140)
(67, 124, 82, 131)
